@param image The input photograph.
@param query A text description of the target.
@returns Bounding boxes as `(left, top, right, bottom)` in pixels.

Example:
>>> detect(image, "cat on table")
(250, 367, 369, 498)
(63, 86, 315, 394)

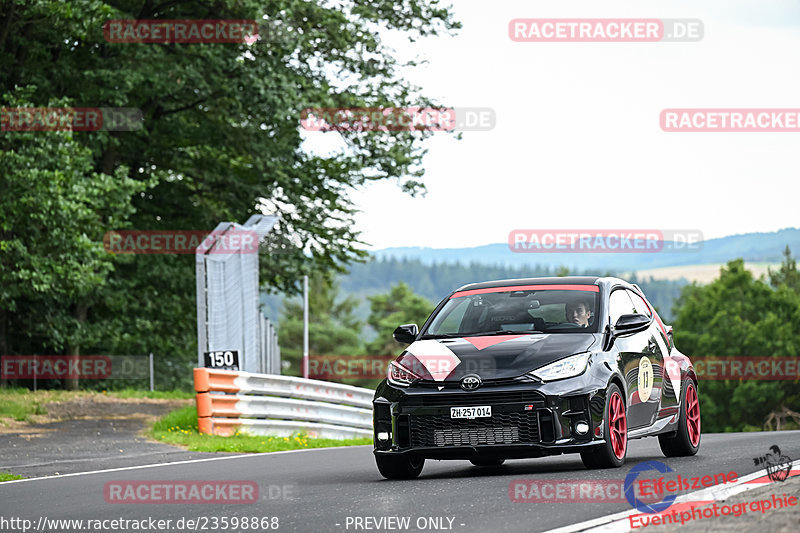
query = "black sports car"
(372, 276, 701, 479)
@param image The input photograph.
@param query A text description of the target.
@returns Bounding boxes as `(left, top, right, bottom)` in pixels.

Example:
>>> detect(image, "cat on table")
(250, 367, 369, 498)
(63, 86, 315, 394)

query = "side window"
(628, 291, 652, 318)
(609, 289, 636, 324)
(633, 293, 671, 349)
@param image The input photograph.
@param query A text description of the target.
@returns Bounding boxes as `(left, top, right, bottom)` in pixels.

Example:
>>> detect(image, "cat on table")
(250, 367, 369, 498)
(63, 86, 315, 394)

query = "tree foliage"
(365, 282, 433, 355)
(278, 273, 364, 375)
(0, 89, 140, 357)
(673, 256, 800, 432)
(278, 278, 433, 389)
(0, 0, 459, 387)
(769, 246, 800, 292)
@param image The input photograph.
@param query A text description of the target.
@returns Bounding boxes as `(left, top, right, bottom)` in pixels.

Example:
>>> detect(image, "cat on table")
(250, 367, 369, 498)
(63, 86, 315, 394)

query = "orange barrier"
(197, 417, 241, 436)
(195, 392, 241, 418)
(193, 367, 240, 393)
(193, 368, 374, 438)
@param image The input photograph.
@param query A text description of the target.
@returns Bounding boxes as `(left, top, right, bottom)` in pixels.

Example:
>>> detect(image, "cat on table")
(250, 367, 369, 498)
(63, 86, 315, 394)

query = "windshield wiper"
(421, 330, 544, 339)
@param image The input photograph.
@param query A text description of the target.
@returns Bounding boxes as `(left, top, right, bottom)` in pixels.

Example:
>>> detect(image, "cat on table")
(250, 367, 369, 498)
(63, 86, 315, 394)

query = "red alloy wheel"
(609, 391, 627, 460)
(685, 383, 701, 447)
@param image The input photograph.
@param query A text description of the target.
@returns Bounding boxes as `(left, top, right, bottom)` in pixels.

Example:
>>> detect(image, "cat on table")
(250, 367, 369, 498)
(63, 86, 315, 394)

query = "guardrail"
(193, 368, 374, 439)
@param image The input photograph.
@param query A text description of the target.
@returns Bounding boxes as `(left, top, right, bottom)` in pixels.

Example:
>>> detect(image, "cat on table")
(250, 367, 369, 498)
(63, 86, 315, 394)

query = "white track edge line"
(0, 445, 373, 485)
(542, 459, 800, 533)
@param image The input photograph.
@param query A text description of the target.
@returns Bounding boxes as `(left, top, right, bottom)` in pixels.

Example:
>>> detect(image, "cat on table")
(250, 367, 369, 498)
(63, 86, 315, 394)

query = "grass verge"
(151, 406, 371, 453)
(0, 472, 24, 482)
(0, 388, 50, 422)
(0, 387, 193, 424)
(104, 388, 194, 400)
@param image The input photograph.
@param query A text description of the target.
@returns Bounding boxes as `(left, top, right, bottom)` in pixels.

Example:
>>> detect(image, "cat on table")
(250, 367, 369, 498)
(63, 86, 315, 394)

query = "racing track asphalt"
(1, 431, 798, 533)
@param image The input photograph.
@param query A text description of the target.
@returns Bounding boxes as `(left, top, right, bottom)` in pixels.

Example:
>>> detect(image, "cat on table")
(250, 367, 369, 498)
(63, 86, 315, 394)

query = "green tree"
(0, 0, 460, 290)
(769, 246, 800, 292)
(0, 89, 140, 386)
(366, 282, 432, 355)
(672, 259, 800, 432)
(0, 0, 459, 384)
(278, 274, 364, 376)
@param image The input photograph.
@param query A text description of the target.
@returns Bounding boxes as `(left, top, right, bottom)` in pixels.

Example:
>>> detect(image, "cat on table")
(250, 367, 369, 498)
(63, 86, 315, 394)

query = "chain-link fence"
(196, 215, 280, 374)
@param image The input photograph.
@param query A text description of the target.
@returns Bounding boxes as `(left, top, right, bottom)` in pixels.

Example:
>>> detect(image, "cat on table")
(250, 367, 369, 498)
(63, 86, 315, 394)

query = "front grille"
(434, 426, 519, 446)
(402, 391, 545, 407)
(410, 412, 539, 447)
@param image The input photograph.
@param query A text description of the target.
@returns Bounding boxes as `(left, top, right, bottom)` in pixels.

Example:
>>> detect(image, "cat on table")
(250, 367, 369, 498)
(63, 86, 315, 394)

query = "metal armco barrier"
(194, 368, 373, 438)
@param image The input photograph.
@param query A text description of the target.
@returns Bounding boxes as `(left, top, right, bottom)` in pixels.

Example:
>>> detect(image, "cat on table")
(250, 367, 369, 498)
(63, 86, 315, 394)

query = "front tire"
(581, 383, 627, 469)
(659, 379, 701, 457)
(375, 455, 425, 479)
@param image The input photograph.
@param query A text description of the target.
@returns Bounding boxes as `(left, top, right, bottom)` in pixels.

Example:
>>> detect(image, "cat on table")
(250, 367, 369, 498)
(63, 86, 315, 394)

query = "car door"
(608, 288, 653, 429)
(636, 292, 681, 409)
(627, 289, 664, 427)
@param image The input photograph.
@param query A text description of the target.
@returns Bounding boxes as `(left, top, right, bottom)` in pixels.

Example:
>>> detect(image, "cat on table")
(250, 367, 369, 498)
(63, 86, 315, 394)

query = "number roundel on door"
(638, 356, 653, 403)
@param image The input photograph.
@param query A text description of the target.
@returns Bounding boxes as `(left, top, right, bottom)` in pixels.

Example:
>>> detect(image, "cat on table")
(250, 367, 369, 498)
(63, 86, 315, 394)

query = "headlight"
(530, 352, 591, 382)
(387, 361, 421, 387)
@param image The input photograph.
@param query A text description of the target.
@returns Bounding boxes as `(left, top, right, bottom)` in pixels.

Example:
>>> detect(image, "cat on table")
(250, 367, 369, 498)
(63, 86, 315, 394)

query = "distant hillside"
(261, 229, 799, 335)
(339, 259, 686, 321)
(626, 262, 779, 284)
(261, 259, 689, 329)
(372, 228, 800, 272)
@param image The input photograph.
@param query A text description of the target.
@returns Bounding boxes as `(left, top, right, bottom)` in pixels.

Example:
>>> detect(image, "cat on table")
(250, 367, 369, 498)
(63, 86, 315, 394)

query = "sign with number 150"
(203, 350, 239, 370)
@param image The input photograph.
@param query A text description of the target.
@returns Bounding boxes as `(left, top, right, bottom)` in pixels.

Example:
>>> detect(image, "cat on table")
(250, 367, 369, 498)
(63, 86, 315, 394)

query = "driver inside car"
(565, 299, 592, 327)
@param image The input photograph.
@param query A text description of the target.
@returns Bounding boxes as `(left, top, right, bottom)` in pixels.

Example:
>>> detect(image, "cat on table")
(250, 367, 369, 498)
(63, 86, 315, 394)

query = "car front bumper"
(372, 374, 611, 460)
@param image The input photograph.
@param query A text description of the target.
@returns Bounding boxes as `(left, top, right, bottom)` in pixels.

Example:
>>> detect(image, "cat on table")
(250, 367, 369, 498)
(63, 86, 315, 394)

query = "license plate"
(450, 406, 491, 419)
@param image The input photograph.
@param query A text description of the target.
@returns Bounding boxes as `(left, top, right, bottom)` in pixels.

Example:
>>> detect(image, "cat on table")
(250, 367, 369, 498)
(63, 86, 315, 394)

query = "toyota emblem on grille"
(460, 375, 481, 391)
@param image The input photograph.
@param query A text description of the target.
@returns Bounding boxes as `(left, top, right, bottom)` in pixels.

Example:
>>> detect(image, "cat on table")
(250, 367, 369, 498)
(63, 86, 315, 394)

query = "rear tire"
(469, 458, 505, 467)
(581, 383, 627, 469)
(375, 455, 425, 479)
(659, 380, 701, 457)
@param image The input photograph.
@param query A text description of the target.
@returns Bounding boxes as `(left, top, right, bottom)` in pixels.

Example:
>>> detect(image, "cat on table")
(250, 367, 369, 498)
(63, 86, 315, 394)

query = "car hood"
(396, 333, 599, 381)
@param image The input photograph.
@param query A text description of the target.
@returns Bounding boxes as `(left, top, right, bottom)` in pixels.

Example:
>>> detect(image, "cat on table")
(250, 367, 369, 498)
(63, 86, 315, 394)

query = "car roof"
(454, 276, 602, 293)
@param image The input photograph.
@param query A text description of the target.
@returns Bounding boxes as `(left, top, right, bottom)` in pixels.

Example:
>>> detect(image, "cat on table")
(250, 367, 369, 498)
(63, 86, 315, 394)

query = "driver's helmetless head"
(565, 301, 592, 326)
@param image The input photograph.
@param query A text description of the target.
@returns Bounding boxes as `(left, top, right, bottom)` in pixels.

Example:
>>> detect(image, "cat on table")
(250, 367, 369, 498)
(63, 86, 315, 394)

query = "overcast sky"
(307, 0, 800, 250)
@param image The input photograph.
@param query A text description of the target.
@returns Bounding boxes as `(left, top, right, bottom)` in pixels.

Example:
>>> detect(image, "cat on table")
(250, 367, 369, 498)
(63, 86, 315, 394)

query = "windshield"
(424, 285, 600, 336)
